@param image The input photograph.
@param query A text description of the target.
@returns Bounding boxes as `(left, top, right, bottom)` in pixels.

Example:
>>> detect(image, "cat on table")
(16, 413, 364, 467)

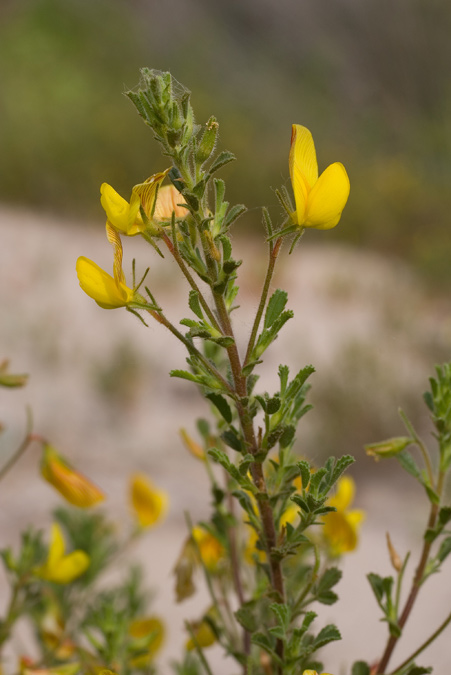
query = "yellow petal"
(305, 162, 350, 229)
(130, 473, 168, 528)
(129, 616, 165, 665)
(291, 162, 309, 225)
(41, 445, 105, 508)
(192, 527, 225, 571)
(47, 523, 65, 570)
(76, 257, 133, 309)
(329, 476, 355, 511)
(131, 170, 171, 220)
(289, 125, 318, 191)
(186, 619, 217, 651)
(154, 185, 187, 220)
(48, 550, 90, 584)
(100, 183, 131, 234)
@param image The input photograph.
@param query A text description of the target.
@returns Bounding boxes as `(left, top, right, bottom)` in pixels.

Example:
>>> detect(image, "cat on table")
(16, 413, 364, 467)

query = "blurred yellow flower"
(35, 524, 89, 584)
(129, 616, 165, 666)
(41, 445, 104, 508)
(192, 526, 225, 571)
(130, 473, 168, 529)
(100, 170, 171, 237)
(289, 124, 350, 230)
(302, 671, 334, 675)
(186, 609, 218, 651)
(322, 476, 364, 556)
(76, 224, 135, 310)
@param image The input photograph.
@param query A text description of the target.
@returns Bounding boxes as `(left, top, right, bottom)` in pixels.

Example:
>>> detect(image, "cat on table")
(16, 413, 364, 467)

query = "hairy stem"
(244, 237, 282, 367)
(161, 232, 222, 333)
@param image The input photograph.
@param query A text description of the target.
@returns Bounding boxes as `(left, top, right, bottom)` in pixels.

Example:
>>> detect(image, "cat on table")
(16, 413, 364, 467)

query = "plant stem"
(244, 237, 282, 367)
(376, 471, 445, 673)
(0, 408, 33, 482)
(161, 232, 222, 333)
(213, 290, 285, 668)
(146, 308, 234, 397)
(388, 609, 451, 675)
(399, 409, 434, 487)
(185, 621, 215, 675)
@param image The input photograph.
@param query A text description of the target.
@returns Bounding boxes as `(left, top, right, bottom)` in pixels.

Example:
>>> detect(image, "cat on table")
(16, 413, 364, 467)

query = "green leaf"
(221, 428, 243, 453)
(253, 310, 294, 359)
(329, 455, 355, 488)
(223, 204, 247, 229)
(238, 454, 254, 476)
(264, 290, 288, 329)
(206, 393, 232, 424)
(316, 590, 338, 605)
(313, 624, 341, 649)
(251, 633, 282, 664)
(405, 666, 432, 675)
(297, 460, 311, 490)
(170, 369, 200, 383)
(278, 365, 289, 394)
(317, 567, 342, 593)
(351, 662, 371, 675)
(235, 602, 259, 632)
(207, 151, 236, 179)
(188, 290, 204, 319)
(396, 450, 421, 479)
(367, 573, 385, 603)
(437, 536, 451, 563)
(270, 603, 290, 633)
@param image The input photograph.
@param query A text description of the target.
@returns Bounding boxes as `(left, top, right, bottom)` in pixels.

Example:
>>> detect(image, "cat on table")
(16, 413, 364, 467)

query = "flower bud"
(365, 436, 413, 460)
(386, 532, 402, 572)
(196, 116, 219, 164)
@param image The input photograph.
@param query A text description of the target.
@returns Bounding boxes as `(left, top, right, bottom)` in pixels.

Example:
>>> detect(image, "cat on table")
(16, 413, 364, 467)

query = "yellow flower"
(100, 170, 171, 237)
(302, 671, 334, 675)
(35, 524, 89, 584)
(289, 124, 350, 230)
(129, 616, 165, 666)
(192, 526, 225, 571)
(76, 224, 135, 309)
(41, 444, 105, 508)
(173, 527, 225, 602)
(186, 609, 218, 651)
(130, 473, 168, 529)
(322, 476, 364, 556)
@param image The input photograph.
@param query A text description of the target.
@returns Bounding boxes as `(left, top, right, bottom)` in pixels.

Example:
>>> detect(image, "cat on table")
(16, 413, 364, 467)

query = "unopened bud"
(365, 436, 413, 460)
(196, 116, 219, 164)
(386, 532, 402, 572)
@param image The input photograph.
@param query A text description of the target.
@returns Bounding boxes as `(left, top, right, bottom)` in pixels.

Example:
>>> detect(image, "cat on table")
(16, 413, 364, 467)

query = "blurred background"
(1, 0, 451, 671)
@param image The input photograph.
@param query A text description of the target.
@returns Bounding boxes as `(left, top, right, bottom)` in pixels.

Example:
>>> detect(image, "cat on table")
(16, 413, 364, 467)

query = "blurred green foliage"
(1, 0, 451, 282)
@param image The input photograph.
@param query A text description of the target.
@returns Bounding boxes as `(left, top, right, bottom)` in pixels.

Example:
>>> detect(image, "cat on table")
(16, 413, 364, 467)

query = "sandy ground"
(1, 206, 451, 673)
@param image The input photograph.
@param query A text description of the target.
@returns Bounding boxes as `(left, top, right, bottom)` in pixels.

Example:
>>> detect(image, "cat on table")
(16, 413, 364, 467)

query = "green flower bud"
(365, 436, 413, 460)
